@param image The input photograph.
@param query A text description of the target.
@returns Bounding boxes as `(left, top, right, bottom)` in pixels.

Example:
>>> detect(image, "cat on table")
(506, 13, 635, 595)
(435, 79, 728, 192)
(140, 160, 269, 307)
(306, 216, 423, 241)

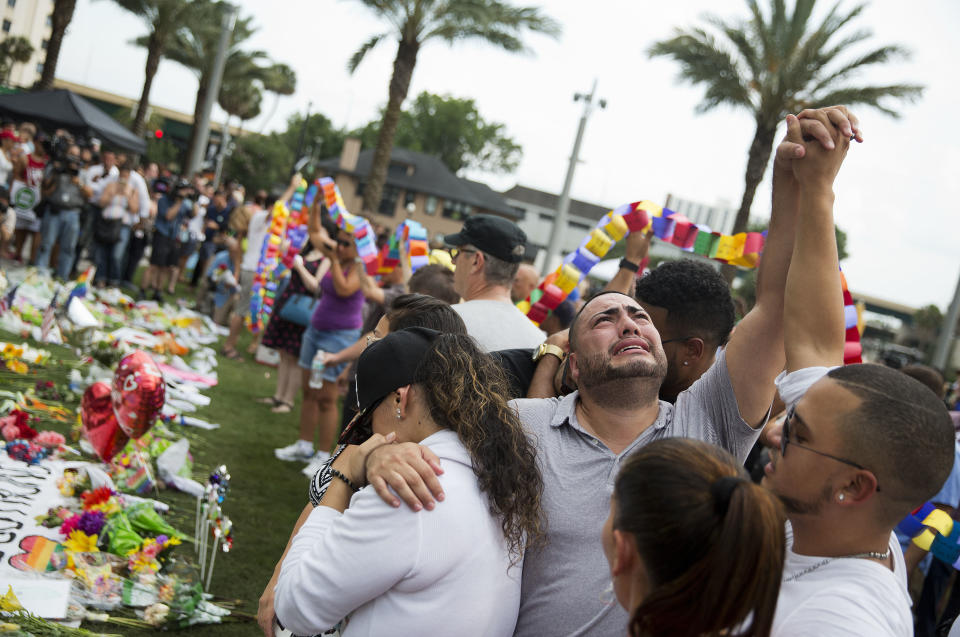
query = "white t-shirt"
(241, 205, 269, 272)
(188, 195, 208, 241)
(772, 366, 912, 636)
(453, 300, 545, 352)
(275, 430, 522, 637)
(0, 150, 12, 185)
(773, 522, 912, 636)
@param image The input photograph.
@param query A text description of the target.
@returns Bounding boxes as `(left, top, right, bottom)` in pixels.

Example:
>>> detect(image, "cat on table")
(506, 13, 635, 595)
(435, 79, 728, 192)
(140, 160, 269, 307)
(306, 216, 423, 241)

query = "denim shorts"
(299, 326, 361, 382)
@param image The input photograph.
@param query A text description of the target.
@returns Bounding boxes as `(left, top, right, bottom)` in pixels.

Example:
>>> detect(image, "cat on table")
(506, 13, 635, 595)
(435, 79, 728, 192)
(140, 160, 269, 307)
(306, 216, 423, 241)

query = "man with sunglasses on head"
(444, 214, 546, 352)
(763, 109, 954, 636)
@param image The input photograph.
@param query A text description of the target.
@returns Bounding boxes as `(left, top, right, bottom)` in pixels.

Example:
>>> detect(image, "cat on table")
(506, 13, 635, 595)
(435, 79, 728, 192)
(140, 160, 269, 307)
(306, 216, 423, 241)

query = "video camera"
(173, 178, 197, 200)
(41, 133, 82, 176)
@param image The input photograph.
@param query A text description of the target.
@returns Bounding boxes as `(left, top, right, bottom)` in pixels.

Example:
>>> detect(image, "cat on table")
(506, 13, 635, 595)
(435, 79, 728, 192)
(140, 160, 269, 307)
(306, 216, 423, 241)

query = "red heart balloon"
(81, 381, 128, 462)
(112, 350, 165, 439)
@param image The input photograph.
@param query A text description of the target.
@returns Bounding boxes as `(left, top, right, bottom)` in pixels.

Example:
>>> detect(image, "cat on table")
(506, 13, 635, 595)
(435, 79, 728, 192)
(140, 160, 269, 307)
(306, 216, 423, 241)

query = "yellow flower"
(2, 344, 14, 356)
(165, 536, 182, 547)
(5, 360, 27, 374)
(64, 530, 99, 553)
(0, 586, 23, 612)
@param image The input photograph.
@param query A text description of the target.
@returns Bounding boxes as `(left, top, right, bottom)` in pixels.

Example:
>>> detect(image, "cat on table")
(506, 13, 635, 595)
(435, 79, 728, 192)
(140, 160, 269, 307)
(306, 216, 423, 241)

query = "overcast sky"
(56, 0, 960, 310)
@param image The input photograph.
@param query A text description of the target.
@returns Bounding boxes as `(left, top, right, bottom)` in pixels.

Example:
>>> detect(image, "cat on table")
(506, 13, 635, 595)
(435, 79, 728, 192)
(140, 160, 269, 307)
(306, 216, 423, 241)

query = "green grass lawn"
(3, 275, 315, 635)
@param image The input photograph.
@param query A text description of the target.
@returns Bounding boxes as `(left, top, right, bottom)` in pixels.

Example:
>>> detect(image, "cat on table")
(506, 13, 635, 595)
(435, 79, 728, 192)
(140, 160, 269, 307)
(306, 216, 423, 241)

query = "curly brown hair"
(415, 334, 545, 563)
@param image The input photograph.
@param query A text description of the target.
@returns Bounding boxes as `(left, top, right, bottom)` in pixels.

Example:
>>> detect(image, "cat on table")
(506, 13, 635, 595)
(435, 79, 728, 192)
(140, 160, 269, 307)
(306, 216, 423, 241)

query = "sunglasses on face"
(781, 405, 880, 491)
(449, 247, 477, 260)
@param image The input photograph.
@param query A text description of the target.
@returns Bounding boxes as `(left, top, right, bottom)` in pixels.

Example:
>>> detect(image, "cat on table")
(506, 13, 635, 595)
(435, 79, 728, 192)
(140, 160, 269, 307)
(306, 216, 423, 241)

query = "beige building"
(2, 0, 54, 87)
(315, 138, 523, 241)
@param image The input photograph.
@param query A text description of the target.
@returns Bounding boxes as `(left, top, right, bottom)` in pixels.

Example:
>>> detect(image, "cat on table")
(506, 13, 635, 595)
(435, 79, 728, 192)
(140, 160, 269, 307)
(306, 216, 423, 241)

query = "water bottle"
(309, 350, 326, 389)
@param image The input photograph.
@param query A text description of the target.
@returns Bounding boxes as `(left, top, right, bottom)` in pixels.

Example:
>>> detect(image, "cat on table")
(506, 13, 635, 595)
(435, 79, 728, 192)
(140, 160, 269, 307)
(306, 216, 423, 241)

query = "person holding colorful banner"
(274, 199, 364, 467)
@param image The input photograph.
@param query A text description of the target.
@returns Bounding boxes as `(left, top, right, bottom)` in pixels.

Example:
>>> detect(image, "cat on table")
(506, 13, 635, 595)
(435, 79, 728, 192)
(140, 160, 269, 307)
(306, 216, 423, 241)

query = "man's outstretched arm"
(724, 106, 859, 425)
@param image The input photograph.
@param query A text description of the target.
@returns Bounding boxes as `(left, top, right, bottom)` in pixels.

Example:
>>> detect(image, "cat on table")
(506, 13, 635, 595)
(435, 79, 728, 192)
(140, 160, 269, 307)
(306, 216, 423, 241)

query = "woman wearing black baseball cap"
(275, 327, 544, 636)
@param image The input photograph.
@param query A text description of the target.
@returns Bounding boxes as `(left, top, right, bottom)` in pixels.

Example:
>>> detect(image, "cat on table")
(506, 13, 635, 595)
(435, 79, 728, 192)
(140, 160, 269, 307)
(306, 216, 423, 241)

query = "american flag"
(40, 289, 60, 342)
(0, 284, 18, 316)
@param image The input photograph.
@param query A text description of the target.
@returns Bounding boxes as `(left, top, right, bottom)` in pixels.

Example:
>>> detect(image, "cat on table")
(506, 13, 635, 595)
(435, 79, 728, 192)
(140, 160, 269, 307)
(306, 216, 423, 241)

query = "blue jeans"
(94, 225, 131, 284)
(36, 208, 81, 280)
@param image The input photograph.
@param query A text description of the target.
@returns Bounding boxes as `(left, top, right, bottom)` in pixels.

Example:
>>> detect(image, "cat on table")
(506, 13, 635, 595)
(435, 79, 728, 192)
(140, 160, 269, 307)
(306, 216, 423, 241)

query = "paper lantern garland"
(519, 200, 767, 325)
(248, 179, 316, 332)
(317, 177, 430, 276)
(897, 503, 960, 569)
(840, 270, 863, 365)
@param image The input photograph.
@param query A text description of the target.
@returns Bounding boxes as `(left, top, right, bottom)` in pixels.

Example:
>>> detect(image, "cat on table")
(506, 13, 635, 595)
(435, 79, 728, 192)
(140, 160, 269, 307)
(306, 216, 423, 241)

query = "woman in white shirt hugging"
(275, 327, 544, 636)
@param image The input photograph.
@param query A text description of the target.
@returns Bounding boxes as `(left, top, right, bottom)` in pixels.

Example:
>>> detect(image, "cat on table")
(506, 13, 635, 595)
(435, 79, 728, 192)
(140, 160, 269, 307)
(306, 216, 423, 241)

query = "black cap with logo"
(338, 327, 441, 445)
(444, 214, 527, 264)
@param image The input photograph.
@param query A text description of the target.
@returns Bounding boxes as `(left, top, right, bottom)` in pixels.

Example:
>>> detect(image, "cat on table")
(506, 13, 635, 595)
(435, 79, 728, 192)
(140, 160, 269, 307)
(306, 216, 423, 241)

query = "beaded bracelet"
(329, 468, 360, 493)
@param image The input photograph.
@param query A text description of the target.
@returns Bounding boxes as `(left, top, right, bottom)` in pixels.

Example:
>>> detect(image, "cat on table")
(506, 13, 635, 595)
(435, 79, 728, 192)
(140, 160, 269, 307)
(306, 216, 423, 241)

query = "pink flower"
(60, 514, 80, 536)
(34, 431, 66, 448)
(1, 423, 18, 442)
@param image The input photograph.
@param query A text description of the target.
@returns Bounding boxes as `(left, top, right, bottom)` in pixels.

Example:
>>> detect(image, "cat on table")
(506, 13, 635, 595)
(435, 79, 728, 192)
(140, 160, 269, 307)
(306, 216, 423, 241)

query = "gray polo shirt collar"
(549, 390, 671, 434)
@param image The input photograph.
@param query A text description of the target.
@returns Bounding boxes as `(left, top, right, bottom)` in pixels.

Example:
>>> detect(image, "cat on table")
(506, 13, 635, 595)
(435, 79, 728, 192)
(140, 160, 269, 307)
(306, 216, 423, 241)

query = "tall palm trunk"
(36, 0, 76, 90)
(363, 38, 419, 214)
(723, 119, 777, 282)
(132, 31, 164, 137)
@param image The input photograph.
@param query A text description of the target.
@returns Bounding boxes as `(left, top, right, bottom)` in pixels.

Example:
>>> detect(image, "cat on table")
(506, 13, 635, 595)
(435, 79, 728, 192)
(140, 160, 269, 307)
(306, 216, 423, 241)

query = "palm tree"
(649, 0, 922, 259)
(257, 63, 297, 133)
(36, 0, 76, 90)
(115, 0, 205, 137)
(348, 0, 560, 213)
(0, 36, 34, 85)
(162, 3, 292, 170)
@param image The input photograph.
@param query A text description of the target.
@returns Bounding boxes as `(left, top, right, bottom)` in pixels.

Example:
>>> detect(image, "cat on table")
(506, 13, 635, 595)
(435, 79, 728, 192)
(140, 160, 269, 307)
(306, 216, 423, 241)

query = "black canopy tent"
(0, 88, 146, 154)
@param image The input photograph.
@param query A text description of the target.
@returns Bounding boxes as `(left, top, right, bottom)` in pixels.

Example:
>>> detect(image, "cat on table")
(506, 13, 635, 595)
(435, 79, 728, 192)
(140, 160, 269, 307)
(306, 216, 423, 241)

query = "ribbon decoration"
(248, 179, 318, 332)
(897, 503, 960, 569)
(518, 200, 768, 325)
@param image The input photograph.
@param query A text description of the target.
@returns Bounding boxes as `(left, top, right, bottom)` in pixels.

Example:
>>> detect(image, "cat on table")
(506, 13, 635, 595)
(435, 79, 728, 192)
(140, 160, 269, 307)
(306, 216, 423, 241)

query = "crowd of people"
(0, 119, 260, 305)
(5, 107, 960, 636)
(260, 106, 958, 637)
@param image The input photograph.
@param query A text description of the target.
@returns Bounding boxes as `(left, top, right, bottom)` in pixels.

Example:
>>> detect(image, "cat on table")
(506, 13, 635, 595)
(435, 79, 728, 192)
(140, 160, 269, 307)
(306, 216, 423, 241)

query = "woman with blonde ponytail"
(275, 328, 544, 637)
(602, 438, 786, 637)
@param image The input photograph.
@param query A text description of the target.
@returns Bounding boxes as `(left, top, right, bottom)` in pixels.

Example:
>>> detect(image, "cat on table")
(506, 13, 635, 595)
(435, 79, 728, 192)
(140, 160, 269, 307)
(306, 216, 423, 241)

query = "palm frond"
(649, 28, 754, 112)
(347, 33, 389, 73)
(808, 44, 911, 95)
(422, 0, 560, 49)
(705, 15, 763, 82)
(808, 83, 923, 117)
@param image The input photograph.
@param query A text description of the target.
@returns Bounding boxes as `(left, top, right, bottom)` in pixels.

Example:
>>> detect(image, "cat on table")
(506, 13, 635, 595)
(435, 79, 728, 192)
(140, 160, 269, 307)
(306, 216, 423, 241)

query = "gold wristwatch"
(532, 342, 565, 363)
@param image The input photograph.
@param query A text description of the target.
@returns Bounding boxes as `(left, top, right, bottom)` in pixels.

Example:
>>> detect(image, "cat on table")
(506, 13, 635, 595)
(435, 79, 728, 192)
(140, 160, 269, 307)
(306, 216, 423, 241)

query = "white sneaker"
(301, 450, 332, 477)
(275, 441, 314, 462)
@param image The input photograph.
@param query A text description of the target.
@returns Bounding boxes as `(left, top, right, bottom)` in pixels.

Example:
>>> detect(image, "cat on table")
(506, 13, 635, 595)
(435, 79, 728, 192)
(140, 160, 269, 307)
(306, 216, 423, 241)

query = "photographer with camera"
(140, 177, 195, 302)
(35, 142, 91, 279)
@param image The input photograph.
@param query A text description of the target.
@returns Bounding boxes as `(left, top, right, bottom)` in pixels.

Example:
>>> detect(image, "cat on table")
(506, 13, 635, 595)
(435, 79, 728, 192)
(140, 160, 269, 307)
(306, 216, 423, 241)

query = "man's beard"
(775, 483, 835, 516)
(575, 348, 667, 407)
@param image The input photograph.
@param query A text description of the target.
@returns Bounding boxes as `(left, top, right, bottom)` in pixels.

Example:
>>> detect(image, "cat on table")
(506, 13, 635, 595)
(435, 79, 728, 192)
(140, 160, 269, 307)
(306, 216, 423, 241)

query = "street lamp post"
(540, 79, 606, 276)
(185, 3, 238, 177)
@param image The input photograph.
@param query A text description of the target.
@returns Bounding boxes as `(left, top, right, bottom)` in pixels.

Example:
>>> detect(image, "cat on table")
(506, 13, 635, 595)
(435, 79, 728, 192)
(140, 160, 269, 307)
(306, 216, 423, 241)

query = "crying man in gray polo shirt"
(511, 291, 775, 636)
